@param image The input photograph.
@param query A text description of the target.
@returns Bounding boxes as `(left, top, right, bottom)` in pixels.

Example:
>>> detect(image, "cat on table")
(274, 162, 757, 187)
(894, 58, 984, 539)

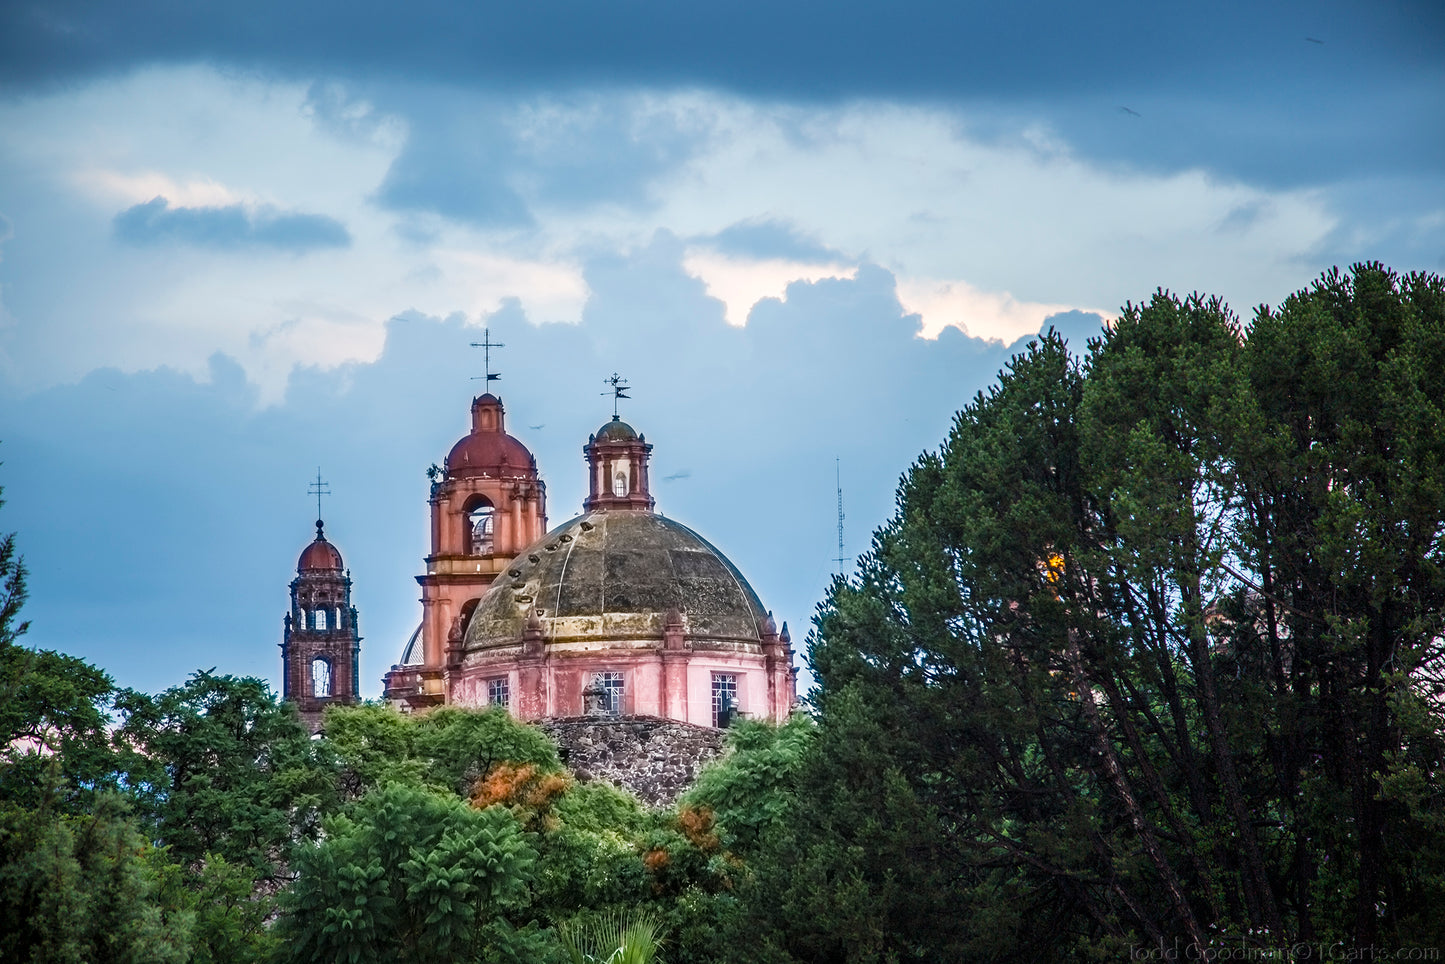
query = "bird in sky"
(529, 424, 545, 430)
(663, 470, 692, 481)
(1306, 37, 1324, 44)
(1119, 106, 1141, 117)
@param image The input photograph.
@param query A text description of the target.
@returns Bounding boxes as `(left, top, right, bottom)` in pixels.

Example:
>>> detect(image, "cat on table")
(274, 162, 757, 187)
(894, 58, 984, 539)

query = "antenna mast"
(834, 459, 848, 573)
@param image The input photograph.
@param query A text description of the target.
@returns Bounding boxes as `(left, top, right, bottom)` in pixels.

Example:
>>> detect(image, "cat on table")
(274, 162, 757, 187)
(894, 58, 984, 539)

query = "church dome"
(298, 521, 344, 572)
(446, 393, 537, 480)
(593, 416, 638, 442)
(462, 510, 769, 655)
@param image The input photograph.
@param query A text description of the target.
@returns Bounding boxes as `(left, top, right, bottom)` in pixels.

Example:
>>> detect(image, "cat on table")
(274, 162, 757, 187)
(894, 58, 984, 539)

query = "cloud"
(701, 217, 844, 262)
(0, 238, 1026, 700)
(2, 69, 1435, 405)
(113, 196, 351, 251)
(682, 248, 857, 327)
(894, 276, 1104, 343)
(2, 0, 1440, 192)
(372, 90, 710, 226)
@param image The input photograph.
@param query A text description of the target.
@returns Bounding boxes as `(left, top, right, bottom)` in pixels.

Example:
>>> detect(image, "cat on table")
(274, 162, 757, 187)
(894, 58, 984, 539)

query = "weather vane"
(308, 468, 331, 526)
(601, 373, 631, 418)
(469, 328, 504, 388)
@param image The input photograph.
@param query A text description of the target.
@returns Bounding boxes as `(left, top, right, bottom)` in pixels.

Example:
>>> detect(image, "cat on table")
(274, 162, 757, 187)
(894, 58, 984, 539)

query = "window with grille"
(488, 677, 510, 708)
(593, 671, 625, 716)
(712, 673, 738, 728)
(311, 658, 332, 698)
(313, 609, 328, 631)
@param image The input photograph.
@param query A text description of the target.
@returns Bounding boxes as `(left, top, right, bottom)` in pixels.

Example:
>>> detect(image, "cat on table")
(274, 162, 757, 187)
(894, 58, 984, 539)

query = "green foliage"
(123, 670, 338, 883)
(683, 715, 813, 856)
(558, 907, 663, 964)
(0, 475, 149, 813)
(0, 799, 193, 964)
(0, 474, 28, 650)
(760, 264, 1445, 959)
(325, 702, 561, 797)
(278, 782, 545, 964)
(0, 644, 147, 812)
(144, 850, 279, 964)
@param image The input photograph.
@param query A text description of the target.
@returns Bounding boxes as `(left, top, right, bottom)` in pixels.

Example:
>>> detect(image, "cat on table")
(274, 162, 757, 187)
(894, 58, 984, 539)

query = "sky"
(0, 0, 1442, 699)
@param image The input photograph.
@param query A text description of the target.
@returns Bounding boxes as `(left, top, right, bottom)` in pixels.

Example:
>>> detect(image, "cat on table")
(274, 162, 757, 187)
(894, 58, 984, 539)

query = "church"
(281, 381, 797, 741)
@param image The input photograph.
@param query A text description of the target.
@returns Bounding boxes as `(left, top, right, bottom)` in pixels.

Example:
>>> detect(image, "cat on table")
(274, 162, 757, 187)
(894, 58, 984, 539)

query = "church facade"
(381, 392, 796, 727)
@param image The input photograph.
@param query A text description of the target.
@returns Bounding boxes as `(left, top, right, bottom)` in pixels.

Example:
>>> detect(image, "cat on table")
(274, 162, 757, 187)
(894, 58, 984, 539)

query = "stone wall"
(539, 715, 726, 808)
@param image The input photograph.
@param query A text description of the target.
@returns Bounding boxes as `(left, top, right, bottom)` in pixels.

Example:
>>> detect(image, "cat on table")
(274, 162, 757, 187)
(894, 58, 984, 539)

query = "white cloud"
(0, 68, 1345, 401)
(894, 276, 1102, 343)
(681, 249, 857, 326)
(432, 249, 588, 327)
(72, 170, 244, 208)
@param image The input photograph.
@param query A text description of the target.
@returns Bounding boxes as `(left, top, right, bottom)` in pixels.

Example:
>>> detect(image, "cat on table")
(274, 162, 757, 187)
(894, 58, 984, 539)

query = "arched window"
(313, 609, 328, 631)
(469, 504, 495, 555)
(612, 470, 628, 497)
(311, 657, 332, 697)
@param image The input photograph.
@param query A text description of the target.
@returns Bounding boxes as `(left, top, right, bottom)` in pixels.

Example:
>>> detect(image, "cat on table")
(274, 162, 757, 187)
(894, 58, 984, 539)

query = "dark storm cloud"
(3, 0, 1441, 190)
(113, 197, 351, 251)
(370, 90, 707, 225)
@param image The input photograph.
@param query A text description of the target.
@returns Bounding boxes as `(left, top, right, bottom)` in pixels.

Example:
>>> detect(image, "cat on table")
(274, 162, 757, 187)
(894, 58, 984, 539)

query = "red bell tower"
(384, 391, 547, 709)
(282, 516, 361, 733)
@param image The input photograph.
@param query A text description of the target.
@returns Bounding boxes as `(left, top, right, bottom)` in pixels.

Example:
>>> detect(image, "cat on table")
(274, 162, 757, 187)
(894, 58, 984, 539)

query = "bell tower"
(385, 390, 547, 710)
(282, 510, 361, 734)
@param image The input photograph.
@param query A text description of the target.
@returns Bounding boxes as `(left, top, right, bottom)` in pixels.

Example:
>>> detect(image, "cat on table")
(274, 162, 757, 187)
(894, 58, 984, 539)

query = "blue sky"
(0, 0, 1441, 697)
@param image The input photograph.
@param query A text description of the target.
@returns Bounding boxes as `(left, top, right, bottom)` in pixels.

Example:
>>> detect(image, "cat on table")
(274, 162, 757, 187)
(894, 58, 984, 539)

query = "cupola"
(584, 416, 654, 511)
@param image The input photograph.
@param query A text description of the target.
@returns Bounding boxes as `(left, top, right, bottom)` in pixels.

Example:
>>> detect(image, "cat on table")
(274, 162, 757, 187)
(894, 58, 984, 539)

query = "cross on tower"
(601, 373, 631, 418)
(469, 329, 505, 388)
(308, 469, 331, 527)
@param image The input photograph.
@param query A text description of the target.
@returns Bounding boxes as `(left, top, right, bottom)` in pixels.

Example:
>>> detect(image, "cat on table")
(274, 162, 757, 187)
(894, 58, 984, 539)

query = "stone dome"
(298, 521, 344, 571)
(463, 510, 770, 655)
(446, 393, 537, 480)
(593, 416, 639, 442)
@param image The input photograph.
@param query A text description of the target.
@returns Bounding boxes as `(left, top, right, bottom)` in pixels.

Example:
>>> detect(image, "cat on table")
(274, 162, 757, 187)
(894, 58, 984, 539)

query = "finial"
(601, 372, 631, 418)
(308, 469, 331, 529)
(469, 328, 505, 390)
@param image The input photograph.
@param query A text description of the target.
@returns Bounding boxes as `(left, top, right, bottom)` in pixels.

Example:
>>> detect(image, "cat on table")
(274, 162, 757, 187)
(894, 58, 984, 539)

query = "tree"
(324, 703, 562, 799)
(0, 797, 193, 964)
(277, 782, 548, 964)
(780, 265, 1445, 958)
(0, 469, 27, 650)
(122, 671, 338, 883)
(0, 474, 148, 813)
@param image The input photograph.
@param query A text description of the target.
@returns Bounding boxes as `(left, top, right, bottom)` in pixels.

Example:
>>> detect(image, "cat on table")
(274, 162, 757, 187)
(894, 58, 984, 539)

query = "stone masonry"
(540, 715, 726, 808)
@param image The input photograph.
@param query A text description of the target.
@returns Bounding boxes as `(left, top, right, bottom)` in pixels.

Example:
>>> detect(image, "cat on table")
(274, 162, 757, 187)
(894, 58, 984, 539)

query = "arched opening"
(458, 597, 481, 639)
(313, 608, 328, 631)
(311, 657, 332, 697)
(466, 498, 496, 555)
(612, 469, 628, 497)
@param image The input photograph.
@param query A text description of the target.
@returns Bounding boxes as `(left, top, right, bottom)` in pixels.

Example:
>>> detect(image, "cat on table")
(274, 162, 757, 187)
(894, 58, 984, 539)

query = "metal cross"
(469, 328, 505, 387)
(308, 469, 331, 523)
(601, 373, 631, 418)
